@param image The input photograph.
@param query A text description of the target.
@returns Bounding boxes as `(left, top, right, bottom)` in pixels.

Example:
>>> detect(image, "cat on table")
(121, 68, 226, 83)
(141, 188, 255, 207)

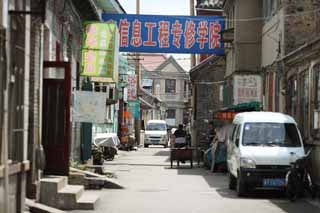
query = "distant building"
(141, 55, 190, 127)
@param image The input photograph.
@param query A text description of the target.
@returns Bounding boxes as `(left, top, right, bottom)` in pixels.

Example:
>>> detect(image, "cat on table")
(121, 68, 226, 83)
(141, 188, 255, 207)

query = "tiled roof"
(139, 54, 167, 71)
(196, 0, 224, 9)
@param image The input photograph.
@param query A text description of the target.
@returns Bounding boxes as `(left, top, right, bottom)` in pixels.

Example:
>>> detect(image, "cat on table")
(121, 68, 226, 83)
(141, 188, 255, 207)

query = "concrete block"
(56, 185, 84, 210)
(68, 172, 85, 186)
(40, 176, 68, 207)
(26, 199, 66, 213)
(76, 194, 100, 210)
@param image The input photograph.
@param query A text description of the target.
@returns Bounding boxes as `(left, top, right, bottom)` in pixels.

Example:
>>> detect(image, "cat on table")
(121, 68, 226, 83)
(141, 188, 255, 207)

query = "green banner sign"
(81, 22, 119, 78)
(128, 100, 140, 119)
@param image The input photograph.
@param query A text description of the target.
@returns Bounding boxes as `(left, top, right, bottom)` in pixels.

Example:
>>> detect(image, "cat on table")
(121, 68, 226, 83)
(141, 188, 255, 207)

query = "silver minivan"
(144, 120, 169, 148)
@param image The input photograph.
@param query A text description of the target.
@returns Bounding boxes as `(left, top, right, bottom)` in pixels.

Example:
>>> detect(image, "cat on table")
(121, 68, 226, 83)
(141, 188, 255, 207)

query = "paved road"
(72, 146, 320, 213)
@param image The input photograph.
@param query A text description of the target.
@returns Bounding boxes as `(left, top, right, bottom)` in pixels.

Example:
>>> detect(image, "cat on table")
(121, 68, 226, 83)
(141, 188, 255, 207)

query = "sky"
(118, 0, 191, 70)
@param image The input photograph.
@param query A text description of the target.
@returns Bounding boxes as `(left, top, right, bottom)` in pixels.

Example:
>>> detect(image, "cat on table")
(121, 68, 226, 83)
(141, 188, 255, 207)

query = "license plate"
(263, 178, 285, 187)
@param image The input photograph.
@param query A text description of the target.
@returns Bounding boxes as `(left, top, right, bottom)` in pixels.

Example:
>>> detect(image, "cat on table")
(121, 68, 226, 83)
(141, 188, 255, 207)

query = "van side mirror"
(235, 138, 239, 147)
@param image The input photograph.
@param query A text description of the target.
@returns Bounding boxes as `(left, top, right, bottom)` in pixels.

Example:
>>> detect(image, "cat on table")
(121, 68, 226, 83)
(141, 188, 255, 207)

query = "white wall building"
(142, 56, 190, 127)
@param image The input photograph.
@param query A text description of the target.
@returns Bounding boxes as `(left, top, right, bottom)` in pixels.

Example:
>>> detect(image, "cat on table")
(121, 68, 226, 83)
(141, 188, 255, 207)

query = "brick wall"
(191, 57, 226, 145)
(284, 0, 320, 53)
(26, 12, 41, 199)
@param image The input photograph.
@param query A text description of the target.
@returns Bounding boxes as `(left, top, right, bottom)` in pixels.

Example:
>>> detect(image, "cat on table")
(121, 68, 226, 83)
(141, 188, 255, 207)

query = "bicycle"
(285, 148, 317, 202)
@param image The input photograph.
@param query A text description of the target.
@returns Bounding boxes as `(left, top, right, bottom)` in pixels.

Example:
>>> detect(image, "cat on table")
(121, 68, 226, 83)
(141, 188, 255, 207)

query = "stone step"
(56, 185, 85, 210)
(85, 176, 124, 189)
(70, 167, 124, 189)
(40, 176, 68, 207)
(40, 176, 68, 192)
(25, 199, 66, 213)
(76, 193, 100, 210)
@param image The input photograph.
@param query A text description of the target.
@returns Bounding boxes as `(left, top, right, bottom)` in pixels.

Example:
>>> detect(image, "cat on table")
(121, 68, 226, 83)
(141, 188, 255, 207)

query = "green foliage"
(70, 160, 87, 171)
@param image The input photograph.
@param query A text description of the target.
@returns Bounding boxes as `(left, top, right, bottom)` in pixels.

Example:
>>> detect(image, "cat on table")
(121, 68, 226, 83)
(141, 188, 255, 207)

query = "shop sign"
(215, 111, 237, 121)
(233, 75, 262, 105)
(73, 91, 107, 123)
(142, 79, 153, 87)
(127, 74, 137, 100)
(128, 100, 140, 119)
(102, 13, 225, 54)
(81, 22, 119, 79)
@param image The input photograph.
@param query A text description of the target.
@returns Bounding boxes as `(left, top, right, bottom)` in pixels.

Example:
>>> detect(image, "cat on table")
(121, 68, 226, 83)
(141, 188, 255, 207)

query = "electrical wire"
(183, 7, 320, 22)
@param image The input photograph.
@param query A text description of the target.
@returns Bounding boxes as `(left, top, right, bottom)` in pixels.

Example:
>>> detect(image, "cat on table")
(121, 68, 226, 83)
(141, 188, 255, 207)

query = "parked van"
(227, 112, 305, 196)
(144, 120, 169, 148)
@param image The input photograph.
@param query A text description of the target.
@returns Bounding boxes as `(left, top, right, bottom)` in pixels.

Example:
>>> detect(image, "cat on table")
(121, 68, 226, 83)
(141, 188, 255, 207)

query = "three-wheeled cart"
(170, 148, 194, 168)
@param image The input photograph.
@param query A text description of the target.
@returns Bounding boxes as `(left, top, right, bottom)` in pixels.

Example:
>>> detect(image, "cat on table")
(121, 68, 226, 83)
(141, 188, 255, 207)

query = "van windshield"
(242, 123, 301, 147)
(146, 123, 167, 131)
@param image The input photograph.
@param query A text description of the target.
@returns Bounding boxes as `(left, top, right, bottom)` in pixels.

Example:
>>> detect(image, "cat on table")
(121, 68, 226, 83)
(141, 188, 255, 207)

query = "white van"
(144, 120, 168, 148)
(227, 112, 305, 196)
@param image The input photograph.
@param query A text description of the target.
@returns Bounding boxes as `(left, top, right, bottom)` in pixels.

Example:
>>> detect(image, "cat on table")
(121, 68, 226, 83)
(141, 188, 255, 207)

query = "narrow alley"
(71, 147, 320, 213)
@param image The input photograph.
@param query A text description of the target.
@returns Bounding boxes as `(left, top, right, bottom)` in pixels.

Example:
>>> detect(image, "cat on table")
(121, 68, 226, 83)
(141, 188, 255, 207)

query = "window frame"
(166, 109, 176, 119)
(165, 79, 176, 94)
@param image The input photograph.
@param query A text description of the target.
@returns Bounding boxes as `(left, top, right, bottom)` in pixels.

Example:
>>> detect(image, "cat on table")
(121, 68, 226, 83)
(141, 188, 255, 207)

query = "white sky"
(118, 0, 192, 71)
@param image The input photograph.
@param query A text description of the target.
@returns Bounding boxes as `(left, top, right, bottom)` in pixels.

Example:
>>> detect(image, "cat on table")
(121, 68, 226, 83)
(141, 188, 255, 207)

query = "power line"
(187, 7, 320, 22)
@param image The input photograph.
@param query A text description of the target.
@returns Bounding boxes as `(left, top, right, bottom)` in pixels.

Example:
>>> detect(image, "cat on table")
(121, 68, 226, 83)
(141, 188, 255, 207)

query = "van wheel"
(144, 144, 148, 148)
(228, 173, 236, 190)
(237, 172, 246, 197)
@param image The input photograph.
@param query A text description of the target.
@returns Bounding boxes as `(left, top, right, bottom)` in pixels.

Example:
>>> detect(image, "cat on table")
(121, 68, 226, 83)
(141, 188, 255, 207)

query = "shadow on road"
(271, 199, 320, 213)
(153, 150, 170, 156)
(176, 168, 320, 212)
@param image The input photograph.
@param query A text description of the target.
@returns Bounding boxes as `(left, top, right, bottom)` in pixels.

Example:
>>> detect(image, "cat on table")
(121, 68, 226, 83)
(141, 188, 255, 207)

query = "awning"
(214, 101, 262, 121)
(139, 97, 154, 109)
(228, 101, 262, 112)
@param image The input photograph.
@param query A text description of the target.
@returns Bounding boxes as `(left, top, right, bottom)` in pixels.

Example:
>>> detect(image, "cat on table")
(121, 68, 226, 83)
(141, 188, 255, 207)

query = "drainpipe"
(2, 0, 10, 211)
(37, 0, 46, 182)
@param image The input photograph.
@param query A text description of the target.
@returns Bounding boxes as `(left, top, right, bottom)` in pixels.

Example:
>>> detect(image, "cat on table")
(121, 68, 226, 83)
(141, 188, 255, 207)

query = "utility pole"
(190, 0, 196, 67)
(134, 0, 141, 146)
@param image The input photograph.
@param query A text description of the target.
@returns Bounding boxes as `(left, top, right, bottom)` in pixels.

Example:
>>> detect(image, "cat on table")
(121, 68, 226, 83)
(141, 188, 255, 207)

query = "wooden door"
(42, 61, 71, 175)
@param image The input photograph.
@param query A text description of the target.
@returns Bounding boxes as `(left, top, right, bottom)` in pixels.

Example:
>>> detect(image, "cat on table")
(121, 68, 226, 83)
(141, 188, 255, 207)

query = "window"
(227, 6, 235, 29)
(166, 109, 176, 119)
(263, 0, 279, 20)
(231, 125, 239, 142)
(242, 123, 301, 147)
(165, 79, 176, 94)
(300, 72, 309, 138)
(219, 85, 224, 102)
(286, 77, 298, 117)
(314, 65, 320, 109)
(94, 82, 101, 92)
(146, 123, 167, 131)
(106, 105, 112, 122)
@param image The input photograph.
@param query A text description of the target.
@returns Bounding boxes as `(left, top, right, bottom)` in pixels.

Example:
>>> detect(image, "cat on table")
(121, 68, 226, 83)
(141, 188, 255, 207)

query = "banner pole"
(135, 0, 141, 146)
(190, 0, 196, 67)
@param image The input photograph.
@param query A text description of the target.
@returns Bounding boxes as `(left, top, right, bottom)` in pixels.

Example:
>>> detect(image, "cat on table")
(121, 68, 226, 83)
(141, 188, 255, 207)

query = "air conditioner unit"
(0, 0, 8, 29)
